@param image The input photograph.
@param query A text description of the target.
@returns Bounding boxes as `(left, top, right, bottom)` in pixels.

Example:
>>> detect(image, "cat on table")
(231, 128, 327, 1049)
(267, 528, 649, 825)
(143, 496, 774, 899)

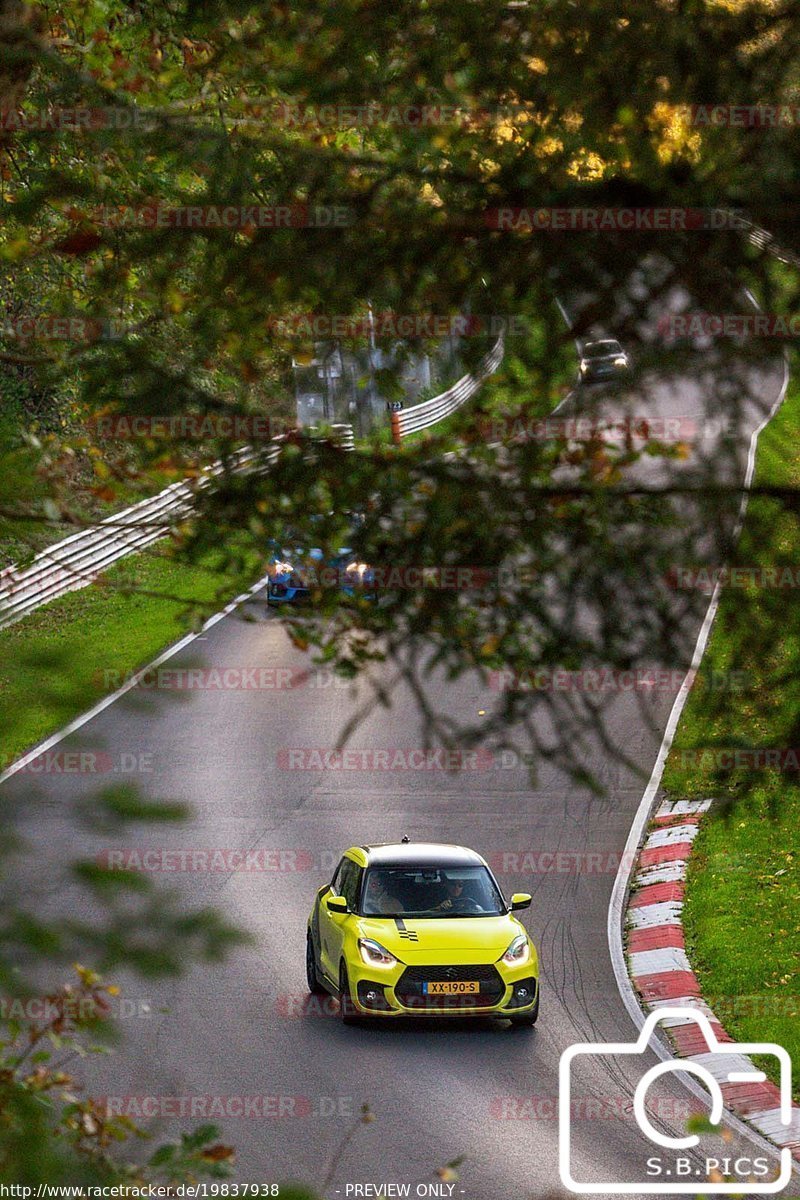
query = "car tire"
(338, 962, 359, 1025)
(306, 933, 324, 995)
(509, 992, 539, 1027)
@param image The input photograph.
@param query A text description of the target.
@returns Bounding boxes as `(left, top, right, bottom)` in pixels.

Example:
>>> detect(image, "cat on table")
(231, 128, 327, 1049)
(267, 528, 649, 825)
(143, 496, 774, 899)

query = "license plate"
(423, 980, 480, 996)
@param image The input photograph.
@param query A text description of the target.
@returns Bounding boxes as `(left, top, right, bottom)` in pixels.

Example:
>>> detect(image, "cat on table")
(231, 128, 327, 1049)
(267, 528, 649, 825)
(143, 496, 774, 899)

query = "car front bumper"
(580, 364, 628, 383)
(266, 585, 310, 605)
(345, 957, 539, 1018)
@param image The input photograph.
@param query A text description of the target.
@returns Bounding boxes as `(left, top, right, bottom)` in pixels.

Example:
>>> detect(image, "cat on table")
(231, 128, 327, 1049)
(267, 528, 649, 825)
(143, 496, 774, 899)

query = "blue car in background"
(266, 543, 375, 606)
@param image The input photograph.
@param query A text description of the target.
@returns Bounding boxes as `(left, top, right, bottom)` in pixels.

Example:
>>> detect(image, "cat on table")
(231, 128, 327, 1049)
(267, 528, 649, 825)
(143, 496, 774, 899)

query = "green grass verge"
(0, 542, 262, 769)
(662, 364, 800, 1099)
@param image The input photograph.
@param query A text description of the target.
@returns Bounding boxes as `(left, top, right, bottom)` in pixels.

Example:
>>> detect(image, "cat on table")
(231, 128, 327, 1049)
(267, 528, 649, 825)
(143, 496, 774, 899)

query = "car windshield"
(583, 340, 621, 358)
(359, 866, 506, 917)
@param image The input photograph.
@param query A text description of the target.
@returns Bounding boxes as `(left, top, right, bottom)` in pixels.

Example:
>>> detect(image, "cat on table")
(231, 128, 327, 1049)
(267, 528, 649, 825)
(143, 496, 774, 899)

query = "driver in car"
(435, 875, 476, 912)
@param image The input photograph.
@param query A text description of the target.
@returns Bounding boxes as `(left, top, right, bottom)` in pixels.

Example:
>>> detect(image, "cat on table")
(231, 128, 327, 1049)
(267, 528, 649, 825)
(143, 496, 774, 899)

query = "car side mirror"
(510, 892, 532, 911)
(327, 895, 349, 914)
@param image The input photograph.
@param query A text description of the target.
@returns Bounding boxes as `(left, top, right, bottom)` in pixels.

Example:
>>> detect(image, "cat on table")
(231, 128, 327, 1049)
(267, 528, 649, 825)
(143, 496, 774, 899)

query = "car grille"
(395, 963, 504, 1009)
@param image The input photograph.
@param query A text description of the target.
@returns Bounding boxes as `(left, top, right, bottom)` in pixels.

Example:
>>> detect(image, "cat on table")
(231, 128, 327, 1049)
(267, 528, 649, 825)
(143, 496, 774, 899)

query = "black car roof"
(359, 842, 486, 868)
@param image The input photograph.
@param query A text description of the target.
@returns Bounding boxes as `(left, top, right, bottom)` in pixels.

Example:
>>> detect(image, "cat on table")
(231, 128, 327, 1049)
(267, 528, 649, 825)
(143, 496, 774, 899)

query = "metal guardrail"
(744, 220, 800, 270)
(390, 334, 504, 443)
(0, 424, 353, 630)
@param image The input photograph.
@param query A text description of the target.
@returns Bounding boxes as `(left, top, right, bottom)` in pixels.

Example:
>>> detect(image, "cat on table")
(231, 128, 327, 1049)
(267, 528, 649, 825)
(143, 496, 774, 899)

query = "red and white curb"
(625, 797, 800, 1163)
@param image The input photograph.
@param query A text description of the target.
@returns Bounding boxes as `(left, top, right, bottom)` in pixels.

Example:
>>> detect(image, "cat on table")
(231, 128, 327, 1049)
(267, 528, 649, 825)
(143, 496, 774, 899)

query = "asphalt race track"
(2, 288, 796, 1199)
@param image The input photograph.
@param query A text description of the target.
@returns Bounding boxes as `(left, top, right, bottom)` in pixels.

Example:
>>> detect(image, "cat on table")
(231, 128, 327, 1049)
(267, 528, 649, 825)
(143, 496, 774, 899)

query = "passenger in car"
(363, 871, 403, 914)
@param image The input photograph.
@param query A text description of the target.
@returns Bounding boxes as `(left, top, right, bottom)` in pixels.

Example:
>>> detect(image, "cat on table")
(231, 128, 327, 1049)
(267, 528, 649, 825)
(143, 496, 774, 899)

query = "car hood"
(355, 914, 524, 964)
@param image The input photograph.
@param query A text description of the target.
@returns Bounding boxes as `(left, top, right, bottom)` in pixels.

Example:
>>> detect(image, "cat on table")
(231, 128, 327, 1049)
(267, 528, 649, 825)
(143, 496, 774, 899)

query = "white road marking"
(633, 862, 687, 886)
(748, 1109, 800, 1143)
(648, 997, 717, 1024)
(628, 947, 693, 977)
(626, 901, 683, 929)
(689, 1052, 764, 1082)
(643, 823, 700, 848)
(655, 799, 714, 819)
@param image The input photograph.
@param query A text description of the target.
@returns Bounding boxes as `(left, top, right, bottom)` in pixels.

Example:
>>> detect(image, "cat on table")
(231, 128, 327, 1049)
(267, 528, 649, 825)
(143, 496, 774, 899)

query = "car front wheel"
(306, 933, 324, 994)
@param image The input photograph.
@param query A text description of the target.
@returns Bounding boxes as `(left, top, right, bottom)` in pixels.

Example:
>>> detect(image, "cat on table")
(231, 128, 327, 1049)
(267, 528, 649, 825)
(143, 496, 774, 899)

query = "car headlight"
(614, 355, 627, 366)
(500, 934, 530, 967)
(358, 938, 398, 968)
(579, 360, 588, 372)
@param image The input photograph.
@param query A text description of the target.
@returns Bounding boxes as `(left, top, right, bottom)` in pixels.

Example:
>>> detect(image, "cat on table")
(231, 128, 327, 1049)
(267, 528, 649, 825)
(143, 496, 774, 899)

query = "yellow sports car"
(306, 840, 539, 1025)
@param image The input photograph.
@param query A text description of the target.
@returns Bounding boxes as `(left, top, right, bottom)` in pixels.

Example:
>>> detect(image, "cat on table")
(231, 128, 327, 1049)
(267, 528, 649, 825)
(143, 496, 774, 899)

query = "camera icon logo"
(559, 1007, 794, 1194)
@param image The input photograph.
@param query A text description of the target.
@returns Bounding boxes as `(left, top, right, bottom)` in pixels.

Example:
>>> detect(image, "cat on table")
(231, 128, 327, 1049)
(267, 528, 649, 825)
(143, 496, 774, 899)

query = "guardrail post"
(390, 410, 402, 446)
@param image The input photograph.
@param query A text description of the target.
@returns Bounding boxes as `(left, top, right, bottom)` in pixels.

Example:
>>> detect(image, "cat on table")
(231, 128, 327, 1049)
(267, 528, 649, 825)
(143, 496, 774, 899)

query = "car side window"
(337, 859, 362, 911)
(330, 858, 346, 895)
(346, 865, 363, 911)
